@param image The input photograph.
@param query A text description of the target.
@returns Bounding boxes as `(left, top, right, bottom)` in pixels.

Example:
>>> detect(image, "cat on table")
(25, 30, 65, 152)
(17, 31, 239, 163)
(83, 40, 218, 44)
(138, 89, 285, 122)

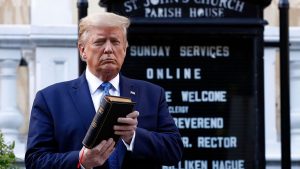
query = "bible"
(82, 95, 136, 149)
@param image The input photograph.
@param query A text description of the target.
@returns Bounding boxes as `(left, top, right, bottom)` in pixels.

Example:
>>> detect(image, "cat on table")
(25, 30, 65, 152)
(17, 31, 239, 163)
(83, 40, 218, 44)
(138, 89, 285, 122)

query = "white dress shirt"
(85, 68, 135, 150)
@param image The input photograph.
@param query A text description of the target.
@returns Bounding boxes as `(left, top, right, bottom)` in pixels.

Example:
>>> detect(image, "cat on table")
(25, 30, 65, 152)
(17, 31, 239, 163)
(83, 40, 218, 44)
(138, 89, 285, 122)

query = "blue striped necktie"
(100, 82, 112, 97)
(101, 82, 125, 169)
(108, 141, 125, 169)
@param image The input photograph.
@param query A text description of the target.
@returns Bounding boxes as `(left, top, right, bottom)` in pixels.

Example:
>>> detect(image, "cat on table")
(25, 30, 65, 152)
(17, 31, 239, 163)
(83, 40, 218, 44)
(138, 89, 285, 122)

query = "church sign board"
(100, 0, 271, 168)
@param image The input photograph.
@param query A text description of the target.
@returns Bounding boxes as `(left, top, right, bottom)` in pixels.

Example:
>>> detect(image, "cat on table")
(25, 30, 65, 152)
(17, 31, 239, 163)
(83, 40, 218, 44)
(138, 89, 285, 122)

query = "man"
(25, 12, 183, 169)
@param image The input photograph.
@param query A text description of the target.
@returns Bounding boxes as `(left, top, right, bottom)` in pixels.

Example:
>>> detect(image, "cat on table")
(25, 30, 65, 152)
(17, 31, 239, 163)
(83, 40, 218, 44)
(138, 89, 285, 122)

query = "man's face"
(80, 27, 127, 80)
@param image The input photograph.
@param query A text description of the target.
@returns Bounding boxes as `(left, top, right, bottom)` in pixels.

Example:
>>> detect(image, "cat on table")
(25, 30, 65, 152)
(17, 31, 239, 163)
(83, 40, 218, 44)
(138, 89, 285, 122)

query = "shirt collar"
(85, 68, 120, 94)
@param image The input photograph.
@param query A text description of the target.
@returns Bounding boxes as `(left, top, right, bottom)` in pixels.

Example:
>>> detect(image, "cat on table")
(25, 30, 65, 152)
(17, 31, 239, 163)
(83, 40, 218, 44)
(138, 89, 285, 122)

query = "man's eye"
(112, 41, 120, 45)
(94, 41, 105, 46)
(94, 43, 102, 46)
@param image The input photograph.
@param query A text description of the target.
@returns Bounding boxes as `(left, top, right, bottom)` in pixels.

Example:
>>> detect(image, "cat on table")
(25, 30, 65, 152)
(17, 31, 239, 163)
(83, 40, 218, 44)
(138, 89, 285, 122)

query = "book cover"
(82, 95, 136, 149)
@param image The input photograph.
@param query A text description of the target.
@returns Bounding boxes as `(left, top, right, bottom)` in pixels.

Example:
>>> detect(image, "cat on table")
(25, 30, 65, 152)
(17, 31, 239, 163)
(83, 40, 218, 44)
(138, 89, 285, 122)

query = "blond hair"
(78, 12, 130, 46)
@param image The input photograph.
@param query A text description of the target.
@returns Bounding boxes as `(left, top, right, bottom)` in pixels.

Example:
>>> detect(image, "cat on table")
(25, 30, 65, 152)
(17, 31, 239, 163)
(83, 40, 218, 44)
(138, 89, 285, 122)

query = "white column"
(0, 49, 24, 159)
(290, 27, 300, 160)
(31, 0, 74, 25)
(30, 26, 78, 91)
(30, 0, 79, 90)
(290, 60, 300, 141)
(264, 27, 300, 161)
(264, 47, 281, 160)
(0, 25, 30, 160)
(264, 26, 281, 160)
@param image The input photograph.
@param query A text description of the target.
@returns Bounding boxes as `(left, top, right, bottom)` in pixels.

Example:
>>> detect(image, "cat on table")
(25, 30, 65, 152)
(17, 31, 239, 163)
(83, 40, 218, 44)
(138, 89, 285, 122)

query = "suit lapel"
(119, 75, 138, 106)
(69, 74, 95, 130)
(118, 75, 138, 166)
(68, 74, 138, 131)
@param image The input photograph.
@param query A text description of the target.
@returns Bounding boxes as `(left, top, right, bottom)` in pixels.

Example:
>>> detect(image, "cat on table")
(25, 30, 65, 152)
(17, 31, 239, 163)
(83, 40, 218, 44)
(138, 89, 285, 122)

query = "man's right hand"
(79, 138, 115, 169)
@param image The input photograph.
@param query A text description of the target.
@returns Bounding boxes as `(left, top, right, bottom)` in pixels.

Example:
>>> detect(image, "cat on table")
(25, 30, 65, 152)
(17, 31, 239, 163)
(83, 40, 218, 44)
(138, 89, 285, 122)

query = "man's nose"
(103, 42, 113, 54)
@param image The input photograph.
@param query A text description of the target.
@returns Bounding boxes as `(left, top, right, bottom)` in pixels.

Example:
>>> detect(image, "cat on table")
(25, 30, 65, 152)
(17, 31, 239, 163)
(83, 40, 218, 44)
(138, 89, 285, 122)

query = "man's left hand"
(114, 111, 139, 144)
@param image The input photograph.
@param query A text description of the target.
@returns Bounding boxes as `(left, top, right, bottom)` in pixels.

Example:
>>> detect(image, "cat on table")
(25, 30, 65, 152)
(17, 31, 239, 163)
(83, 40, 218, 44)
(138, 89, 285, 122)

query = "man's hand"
(79, 138, 115, 169)
(114, 111, 139, 144)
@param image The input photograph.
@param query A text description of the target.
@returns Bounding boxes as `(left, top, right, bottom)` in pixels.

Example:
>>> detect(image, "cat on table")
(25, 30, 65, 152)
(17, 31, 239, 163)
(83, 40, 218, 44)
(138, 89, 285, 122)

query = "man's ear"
(78, 44, 86, 59)
(124, 42, 128, 52)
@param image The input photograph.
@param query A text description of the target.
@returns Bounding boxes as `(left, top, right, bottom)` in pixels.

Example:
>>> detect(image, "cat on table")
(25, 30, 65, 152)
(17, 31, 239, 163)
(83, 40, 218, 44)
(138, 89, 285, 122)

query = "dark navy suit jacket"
(25, 74, 183, 169)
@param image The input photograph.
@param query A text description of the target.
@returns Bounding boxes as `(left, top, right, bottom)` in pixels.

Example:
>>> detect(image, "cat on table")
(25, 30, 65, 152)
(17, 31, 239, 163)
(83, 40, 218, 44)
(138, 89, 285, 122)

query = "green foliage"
(0, 130, 16, 169)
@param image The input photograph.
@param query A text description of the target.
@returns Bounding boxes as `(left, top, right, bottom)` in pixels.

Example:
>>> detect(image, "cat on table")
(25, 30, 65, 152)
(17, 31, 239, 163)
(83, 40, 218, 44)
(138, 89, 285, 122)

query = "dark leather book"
(82, 95, 136, 149)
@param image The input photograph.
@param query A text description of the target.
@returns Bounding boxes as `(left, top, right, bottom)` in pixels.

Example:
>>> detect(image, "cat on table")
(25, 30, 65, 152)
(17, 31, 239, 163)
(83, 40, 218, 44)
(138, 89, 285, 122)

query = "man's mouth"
(101, 59, 115, 64)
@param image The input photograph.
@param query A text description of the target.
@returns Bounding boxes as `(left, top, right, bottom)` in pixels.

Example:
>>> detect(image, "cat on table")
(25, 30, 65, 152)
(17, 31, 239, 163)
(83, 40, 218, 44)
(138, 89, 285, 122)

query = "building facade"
(0, 0, 299, 168)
